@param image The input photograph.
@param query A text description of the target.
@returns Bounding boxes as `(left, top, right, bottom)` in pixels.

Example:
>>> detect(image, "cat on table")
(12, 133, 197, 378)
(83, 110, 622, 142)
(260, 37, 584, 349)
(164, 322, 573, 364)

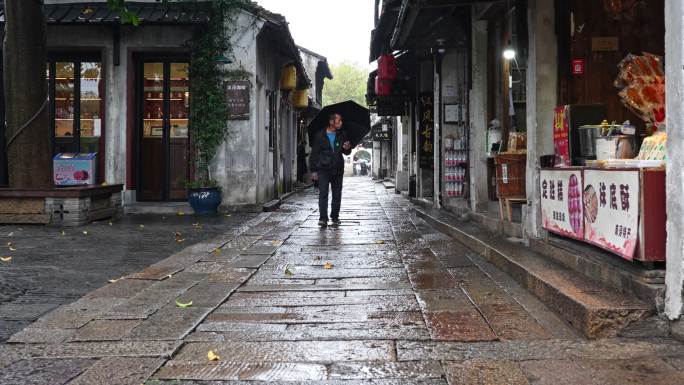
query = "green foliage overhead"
(323, 62, 368, 107)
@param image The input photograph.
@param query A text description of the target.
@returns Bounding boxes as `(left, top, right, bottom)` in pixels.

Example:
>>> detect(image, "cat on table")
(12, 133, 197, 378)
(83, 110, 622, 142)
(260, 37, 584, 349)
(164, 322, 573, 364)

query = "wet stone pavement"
(1, 177, 684, 384)
(0, 211, 257, 343)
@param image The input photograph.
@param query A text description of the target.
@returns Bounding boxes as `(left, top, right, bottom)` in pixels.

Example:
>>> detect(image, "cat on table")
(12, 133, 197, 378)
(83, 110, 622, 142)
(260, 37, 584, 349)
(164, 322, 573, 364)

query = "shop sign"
(540, 169, 584, 240)
(418, 93, 434, 169)
(553, 106, 571, 166)
(226, 80, 250, 120)
(591, 37, 619, 52)
(583, 169, 640, 260)
(572, 59, 585, 75)
(371, 122, 392, 141)
(376, 98, 406, 116)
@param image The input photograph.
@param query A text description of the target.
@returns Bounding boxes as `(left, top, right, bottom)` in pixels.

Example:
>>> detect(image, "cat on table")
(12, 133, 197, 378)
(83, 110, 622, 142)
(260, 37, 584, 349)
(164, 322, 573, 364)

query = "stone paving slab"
(327, 361, 444, 380)
(67, 357, 165, 385)
(173, 341, 395, 362)
(71, 319, 142, 342)
(396, 338, 684, 362)
(8, 326, 76, 344)
(0, 357, 96, 385)
(443, 359, 530, 385)
(219, 294, 419, 308)
(127, 305, 213, 341)
(155, 361, 327, 382)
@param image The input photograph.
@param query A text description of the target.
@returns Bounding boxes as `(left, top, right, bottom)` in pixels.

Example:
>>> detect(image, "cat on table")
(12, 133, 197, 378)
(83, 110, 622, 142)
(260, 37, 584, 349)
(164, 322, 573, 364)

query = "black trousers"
(318, 172, 343, 221)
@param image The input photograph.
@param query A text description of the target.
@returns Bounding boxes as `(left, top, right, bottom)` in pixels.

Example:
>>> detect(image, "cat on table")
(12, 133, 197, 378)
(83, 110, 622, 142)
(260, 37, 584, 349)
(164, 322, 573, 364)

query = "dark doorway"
(137, 58, 190, 202)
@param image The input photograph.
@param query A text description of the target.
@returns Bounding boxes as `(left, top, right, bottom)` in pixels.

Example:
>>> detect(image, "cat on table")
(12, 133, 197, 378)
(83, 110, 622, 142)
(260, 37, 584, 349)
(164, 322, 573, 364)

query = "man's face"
(330, 115, 343, 130)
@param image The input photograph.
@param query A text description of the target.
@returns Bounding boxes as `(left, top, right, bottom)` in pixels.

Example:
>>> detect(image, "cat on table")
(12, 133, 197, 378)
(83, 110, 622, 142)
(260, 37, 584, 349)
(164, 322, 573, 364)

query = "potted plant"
(185, 178, 222, 215)
(184, 0, 244, 214)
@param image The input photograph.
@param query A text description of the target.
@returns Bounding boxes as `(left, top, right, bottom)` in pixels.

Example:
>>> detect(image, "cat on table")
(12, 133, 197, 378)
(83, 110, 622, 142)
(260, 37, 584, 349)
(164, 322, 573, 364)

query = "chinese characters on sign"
(419, 94, 434, 169)
(583, 170, 640, 260)
(553, 106, 571, 166)
(226, 80, 250, 120)
(371, 122, 392, 141)
(540, 169, 583, 240)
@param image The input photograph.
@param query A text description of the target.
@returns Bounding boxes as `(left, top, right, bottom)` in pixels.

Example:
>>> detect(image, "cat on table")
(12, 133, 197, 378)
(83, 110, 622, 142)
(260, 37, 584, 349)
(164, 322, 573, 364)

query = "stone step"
(413, 207, 651, 339)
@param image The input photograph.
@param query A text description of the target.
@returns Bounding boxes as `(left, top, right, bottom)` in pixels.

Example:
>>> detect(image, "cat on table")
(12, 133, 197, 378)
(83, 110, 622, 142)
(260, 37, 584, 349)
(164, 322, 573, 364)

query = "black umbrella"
(307, 101, 370, 148)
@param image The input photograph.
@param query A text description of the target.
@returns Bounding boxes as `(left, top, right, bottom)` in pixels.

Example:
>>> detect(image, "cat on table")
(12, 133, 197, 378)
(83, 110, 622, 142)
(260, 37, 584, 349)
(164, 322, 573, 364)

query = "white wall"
(523, 0, 557, 239)
(664, 0, 684, 320)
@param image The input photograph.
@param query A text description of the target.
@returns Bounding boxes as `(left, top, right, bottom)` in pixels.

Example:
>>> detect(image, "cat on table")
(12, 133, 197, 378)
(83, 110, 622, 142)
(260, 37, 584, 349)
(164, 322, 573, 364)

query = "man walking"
(309, 113, 352, 227)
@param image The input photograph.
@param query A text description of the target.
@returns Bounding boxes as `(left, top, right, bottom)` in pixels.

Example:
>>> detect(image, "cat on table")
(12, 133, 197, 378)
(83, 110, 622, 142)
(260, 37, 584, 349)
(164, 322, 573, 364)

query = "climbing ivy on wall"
(187, 0, 248, 185)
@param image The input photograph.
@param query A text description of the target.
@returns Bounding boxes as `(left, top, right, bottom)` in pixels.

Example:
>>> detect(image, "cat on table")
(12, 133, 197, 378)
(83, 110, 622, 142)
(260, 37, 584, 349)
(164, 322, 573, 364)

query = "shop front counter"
(540, 167, 665, 263)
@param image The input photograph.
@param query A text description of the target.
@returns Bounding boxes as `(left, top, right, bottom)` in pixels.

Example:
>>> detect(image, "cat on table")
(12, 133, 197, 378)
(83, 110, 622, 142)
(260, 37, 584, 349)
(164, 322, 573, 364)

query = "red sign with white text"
(553, 106, 571, 166)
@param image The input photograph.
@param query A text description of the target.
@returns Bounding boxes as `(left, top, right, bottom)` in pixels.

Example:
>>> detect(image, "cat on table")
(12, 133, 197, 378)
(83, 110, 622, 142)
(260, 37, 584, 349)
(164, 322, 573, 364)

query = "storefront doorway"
(137, 58, 190, 202)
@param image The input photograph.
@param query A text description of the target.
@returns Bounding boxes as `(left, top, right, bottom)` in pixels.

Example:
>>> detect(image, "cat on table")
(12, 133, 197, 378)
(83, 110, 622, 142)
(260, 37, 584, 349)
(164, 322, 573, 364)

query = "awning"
(0, 2, 211, 25)
(251, 5, 312, 88)
(369, 0, 403, 62)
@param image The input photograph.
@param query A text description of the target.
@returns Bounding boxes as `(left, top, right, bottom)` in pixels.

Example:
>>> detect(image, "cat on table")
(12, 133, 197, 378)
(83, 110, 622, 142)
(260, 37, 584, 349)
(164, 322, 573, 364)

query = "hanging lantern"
(375, 77, 392, 97)
(293, 89, 309, 109)
(280, 64, 297, 91)
(377, 54, 397, 81)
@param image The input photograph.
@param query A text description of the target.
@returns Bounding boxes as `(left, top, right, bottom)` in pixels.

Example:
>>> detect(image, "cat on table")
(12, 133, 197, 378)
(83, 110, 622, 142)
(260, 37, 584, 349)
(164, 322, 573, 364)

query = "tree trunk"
(3, 0, 52, 189)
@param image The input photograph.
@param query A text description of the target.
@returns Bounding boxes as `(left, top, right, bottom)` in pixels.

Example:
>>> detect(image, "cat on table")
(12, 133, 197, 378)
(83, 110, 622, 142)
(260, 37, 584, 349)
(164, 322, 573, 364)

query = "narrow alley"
(1, 178, 683, 384)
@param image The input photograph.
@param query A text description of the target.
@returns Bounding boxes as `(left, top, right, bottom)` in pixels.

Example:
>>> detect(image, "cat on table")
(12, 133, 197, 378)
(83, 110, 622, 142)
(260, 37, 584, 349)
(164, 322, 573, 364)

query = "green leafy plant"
(183, 178, 221, 191)
(187, 0, 248, 188)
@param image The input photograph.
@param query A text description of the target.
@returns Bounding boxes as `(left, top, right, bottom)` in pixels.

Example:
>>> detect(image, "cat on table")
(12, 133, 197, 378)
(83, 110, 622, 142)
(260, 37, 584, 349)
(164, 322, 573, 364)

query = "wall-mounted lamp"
(503, 47, 516, 60)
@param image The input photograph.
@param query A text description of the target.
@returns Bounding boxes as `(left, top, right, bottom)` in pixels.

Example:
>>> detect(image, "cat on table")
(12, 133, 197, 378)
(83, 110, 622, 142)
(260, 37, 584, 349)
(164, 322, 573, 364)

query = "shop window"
(47, 56, 104, 182)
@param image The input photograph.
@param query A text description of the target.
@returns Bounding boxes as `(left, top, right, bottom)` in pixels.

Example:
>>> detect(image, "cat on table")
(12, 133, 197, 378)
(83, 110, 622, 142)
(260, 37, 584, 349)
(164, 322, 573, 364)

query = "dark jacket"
(309, 129, 352, 175)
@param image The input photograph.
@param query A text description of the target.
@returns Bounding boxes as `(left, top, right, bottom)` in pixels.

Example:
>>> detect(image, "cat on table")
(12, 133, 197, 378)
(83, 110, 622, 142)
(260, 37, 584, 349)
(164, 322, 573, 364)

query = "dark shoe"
(318, 220, 328, 227)
(330, 218, 340, 226)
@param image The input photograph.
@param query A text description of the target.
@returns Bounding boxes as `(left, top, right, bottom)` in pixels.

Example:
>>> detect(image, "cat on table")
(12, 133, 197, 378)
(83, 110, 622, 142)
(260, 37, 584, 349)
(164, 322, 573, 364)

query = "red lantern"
(375, 77, 392, 97)
(377, 54, 397, 81)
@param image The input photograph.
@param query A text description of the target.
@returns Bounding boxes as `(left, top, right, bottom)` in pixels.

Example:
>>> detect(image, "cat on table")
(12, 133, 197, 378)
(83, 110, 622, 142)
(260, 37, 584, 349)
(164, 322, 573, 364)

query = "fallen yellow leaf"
(1, 256, 12, 262)
(175, 298, 193, 308)
(177, 211, 185, 216)
(100, 181, 107, 186)
(83, 231, 89, 236)
(207, 350, 220, 361)
(139, 224, 145, 229)
(224, 214, 231, 217)
(6, 242, 12, 246)
(176, 238, 185, 244)
(61, 231, 66, 237)
(324, 262, 334, 269)
(376, 240, 385, 244)
(284, 267, 294, 276)
(108, 277, 123, 283)
(8, 246, 16, 252)
(108, 221, 113, 226)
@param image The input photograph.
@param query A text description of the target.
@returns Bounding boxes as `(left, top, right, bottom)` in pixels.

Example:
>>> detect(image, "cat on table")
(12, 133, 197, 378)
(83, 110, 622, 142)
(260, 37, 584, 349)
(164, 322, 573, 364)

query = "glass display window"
(47, 54, 104, 183)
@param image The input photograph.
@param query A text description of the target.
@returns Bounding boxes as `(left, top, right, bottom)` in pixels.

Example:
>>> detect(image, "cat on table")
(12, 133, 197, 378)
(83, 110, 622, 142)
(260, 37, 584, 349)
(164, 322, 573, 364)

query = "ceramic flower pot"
(188, 187, 222, 215)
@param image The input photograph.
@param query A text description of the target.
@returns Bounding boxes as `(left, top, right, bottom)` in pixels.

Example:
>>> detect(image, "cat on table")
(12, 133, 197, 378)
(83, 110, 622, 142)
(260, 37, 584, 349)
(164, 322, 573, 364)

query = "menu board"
(226, 80, 250, 120)
(583, 169, 640, 260)
(553, 106, 571, 166)
(540, 169, 584, 240)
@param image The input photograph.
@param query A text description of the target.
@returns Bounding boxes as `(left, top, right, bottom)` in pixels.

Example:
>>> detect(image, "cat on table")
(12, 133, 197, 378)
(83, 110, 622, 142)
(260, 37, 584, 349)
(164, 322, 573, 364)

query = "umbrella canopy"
(307, 101, 370, 148)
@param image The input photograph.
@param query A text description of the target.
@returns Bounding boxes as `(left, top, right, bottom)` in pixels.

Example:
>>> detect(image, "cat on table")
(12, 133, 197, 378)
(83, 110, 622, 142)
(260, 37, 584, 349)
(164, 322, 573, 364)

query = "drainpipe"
(375, 0, 380, 27)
